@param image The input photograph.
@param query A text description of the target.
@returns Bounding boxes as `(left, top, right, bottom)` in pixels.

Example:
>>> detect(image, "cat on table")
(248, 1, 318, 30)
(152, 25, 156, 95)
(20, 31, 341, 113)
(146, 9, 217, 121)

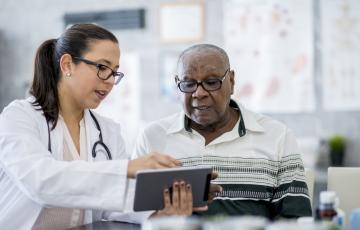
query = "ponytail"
(30, 39, 60, 129)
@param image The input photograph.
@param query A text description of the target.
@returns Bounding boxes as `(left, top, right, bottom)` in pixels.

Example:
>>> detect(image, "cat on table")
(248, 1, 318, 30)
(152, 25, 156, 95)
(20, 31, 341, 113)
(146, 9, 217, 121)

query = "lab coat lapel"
(48, 120, 64, 160)
(81, 110, 97, 222)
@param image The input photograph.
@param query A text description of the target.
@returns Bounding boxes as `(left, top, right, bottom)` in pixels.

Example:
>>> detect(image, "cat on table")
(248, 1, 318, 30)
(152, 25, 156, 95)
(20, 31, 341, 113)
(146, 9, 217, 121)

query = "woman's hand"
(127, 152, 181, 178)
(151, 181, 200, 217)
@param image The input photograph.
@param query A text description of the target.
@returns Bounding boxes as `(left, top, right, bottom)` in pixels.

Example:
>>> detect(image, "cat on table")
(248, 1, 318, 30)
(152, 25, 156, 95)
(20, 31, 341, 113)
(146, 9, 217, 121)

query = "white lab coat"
(0, 97, 148, 229)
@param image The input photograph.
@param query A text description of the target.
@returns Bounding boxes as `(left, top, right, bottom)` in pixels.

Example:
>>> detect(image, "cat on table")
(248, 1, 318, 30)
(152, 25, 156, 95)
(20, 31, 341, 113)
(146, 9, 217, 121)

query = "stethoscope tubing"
(46, 110, 112, 160)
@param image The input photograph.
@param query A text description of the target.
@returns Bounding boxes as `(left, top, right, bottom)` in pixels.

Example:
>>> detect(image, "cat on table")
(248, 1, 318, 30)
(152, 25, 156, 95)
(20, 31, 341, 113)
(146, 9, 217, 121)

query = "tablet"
(133, 166, 213, 211)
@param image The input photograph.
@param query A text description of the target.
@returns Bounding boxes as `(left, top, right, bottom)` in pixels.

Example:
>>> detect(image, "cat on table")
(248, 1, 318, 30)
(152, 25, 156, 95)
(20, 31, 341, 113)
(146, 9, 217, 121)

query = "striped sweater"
(134, 99, 312, 219)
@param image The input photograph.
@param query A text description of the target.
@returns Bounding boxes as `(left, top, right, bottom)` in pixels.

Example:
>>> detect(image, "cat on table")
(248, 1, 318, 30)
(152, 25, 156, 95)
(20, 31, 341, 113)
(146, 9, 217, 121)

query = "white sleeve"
(131, 128, 150, 160)
(97, 126, 156, 223)
(0, 102, 129, 211)
(271, 128, 312, 218)
(98, 125, 153, 223)
(104, 211, 153, 224)
(101, 178, 154, 224)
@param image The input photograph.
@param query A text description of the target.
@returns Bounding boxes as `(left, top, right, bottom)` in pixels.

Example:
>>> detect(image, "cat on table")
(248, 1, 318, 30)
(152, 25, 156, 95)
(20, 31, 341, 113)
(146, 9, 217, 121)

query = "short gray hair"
(177, 44, 230, 70)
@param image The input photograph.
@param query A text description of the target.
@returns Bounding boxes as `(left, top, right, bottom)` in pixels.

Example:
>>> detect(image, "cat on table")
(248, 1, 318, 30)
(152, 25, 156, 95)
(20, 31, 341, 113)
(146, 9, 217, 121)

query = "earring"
(66, 73, 71, 77)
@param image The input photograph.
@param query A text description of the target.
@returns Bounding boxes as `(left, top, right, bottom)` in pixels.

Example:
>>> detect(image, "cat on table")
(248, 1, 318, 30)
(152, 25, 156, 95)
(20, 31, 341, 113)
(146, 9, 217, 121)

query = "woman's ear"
(59, 54, 73, 77)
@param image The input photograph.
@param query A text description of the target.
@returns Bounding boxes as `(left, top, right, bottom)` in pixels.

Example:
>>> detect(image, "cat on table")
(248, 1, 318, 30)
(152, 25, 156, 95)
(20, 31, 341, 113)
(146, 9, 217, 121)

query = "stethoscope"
(46, 110, 112, 160)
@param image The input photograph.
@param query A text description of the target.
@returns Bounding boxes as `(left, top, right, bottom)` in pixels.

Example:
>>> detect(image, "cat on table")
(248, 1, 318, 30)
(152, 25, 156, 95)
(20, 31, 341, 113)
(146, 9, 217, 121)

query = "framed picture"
(160, 2, 205, 43)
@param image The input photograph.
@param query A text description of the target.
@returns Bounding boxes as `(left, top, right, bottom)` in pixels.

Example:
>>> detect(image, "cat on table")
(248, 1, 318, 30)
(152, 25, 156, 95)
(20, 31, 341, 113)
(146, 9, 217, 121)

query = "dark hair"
(177, 44, 230, 70)
(30, 24, 118, 129)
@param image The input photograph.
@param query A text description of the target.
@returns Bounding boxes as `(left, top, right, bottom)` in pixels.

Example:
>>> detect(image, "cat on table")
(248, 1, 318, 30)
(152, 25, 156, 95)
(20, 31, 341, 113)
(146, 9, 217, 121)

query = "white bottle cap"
(320, 191, 337, 204)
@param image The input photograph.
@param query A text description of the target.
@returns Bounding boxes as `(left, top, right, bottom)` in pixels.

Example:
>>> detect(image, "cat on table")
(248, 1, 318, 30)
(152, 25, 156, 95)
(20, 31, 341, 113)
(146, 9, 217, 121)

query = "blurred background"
(0, 0, 359, 211)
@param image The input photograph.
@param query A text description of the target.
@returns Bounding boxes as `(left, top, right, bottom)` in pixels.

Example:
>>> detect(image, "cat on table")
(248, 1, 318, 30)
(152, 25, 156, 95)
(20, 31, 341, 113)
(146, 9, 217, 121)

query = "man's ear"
(229, 70, 235, 95)
(59, 54, 73, 77)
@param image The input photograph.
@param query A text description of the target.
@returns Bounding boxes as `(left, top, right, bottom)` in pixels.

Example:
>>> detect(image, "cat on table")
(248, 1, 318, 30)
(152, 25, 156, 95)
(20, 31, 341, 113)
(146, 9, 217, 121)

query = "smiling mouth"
(194, 106, 210, 110)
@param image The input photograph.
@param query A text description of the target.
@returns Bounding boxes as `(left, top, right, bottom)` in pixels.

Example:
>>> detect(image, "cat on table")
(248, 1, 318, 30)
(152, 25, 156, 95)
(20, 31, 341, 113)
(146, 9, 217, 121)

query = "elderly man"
(133, 44, 312, 219)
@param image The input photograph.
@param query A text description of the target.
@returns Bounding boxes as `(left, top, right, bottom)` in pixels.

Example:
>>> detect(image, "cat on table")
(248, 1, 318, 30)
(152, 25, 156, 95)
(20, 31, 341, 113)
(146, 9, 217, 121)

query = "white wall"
(0, 0, 359, 166)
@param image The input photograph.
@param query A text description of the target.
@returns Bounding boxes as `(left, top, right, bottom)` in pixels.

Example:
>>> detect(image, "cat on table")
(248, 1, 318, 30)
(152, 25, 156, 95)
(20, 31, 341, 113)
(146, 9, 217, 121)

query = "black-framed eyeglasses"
(73, 57, 124, 85)
(175, 69, 230, 93)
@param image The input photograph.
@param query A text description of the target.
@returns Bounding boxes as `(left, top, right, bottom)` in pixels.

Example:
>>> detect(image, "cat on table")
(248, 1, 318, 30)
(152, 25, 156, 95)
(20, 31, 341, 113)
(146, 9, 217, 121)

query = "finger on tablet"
(171, 182, 180, 210)
(163, 188, 171, 209)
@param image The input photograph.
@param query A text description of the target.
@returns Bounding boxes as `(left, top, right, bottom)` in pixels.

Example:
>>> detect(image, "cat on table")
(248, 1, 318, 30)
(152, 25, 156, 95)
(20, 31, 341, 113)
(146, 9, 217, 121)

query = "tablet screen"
(133, 166, 212, 211)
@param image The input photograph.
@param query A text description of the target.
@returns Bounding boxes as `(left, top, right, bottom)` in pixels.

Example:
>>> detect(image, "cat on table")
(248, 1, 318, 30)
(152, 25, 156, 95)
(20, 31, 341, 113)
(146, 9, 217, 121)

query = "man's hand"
(193, 172, 222, 212)
(208, 172, 223, 203)
(150, 172, 222, 216)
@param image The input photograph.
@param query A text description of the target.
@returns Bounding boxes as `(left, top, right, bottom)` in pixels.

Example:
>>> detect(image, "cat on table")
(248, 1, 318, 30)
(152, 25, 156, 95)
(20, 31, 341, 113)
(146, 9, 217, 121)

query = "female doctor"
(0, 24, 199, 229)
